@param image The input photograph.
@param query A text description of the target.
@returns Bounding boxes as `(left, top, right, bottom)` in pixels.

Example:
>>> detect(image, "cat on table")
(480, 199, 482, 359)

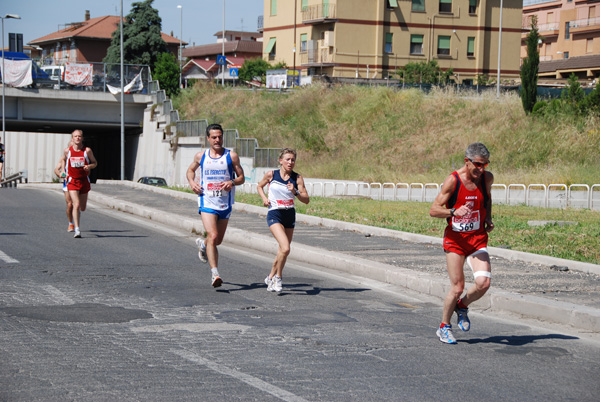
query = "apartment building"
(261, 0, 523, 83)
(29, 10, 182, 65)
(522, 0, 600, 83)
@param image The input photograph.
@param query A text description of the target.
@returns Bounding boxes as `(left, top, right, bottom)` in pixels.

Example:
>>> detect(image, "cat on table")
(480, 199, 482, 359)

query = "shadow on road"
(463, 334, 579, 345)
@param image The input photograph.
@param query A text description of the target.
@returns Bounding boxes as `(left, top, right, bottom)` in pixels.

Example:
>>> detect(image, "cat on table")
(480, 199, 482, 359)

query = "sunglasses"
(468, 158, 489, 168)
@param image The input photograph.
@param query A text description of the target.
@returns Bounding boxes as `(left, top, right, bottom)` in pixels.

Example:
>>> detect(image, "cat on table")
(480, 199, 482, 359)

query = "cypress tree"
(520, 17, 540, 114)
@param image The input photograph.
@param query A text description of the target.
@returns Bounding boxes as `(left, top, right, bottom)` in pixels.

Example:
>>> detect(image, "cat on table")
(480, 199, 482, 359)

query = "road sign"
(229, 68, 239, 77)
(216, 55, 227, 66)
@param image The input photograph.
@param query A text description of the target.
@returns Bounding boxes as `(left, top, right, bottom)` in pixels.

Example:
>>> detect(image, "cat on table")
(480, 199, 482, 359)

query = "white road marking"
(41, 285, 74, 304)
(0, 250, 19, 263)
(132, 323, 250, 333)
(171, 349, 308, 402)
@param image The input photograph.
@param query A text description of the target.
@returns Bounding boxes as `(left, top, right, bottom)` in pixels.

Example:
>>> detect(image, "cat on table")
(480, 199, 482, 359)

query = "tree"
(520, 16, 540, 114)
(153, 52, 180, 98)
(239, 58, 271, 84)
(582, 80, 600, 114)
(396, 60, 453, 84)
(104, 0, 167, 66)
(561, 73, 585, 114)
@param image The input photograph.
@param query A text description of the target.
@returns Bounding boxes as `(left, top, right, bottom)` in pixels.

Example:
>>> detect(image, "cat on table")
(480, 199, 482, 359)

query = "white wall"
(3, 131, 72, 182)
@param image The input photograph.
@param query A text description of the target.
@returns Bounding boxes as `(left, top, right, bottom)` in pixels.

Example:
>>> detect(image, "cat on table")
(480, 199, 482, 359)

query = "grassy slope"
(173, 84, 600, 264)
(174, 82, 600, 186)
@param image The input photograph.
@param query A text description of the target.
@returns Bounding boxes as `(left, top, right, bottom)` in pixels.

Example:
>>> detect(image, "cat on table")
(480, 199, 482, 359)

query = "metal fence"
(34, 62, 151, 93)
(237, 181, 600, 210)
(176, 120, 208, 138)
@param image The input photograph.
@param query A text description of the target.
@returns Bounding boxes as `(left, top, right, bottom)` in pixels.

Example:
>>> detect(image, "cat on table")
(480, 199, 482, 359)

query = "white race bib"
(451, 210, 481, 232)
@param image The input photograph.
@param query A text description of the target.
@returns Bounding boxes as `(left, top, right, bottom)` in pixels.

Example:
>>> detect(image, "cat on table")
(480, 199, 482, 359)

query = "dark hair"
(206, 123, 223, 137)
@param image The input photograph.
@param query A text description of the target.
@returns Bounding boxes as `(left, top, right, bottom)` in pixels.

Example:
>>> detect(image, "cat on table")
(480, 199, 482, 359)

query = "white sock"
(201, 241, 206, 250)
(211, 268, 219, 276)
(75, 227, 80, 231)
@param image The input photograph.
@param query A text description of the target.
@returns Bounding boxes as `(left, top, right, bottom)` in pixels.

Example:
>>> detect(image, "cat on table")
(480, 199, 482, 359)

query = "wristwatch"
(450, 208, 456, 217)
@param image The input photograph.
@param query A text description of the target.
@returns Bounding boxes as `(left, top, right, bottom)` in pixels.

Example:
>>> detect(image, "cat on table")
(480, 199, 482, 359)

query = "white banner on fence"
(107, 72, 143, 95)
(64, 62, 93, 86)
(0, 58, 32, 87)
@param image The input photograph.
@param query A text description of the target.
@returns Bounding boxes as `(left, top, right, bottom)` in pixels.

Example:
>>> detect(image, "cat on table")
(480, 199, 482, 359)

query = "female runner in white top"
(257, 148, 310, 293)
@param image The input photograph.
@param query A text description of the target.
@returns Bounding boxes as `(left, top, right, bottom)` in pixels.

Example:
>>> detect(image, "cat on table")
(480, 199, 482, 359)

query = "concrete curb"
(22, 182, 600, 332)
(87, 193, 600, 332)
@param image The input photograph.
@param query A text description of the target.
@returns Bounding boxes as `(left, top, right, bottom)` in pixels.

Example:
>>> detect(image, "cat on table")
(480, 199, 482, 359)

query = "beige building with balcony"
(522, 0, 600, 83)
(261, 0, 523, 83)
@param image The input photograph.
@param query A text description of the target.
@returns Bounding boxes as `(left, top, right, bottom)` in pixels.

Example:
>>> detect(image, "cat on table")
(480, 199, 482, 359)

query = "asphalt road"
(1, 188, 599, 401)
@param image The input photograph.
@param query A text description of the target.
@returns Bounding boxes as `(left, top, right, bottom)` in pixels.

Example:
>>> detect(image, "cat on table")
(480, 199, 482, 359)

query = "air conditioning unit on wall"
(323, 31, 334, 48)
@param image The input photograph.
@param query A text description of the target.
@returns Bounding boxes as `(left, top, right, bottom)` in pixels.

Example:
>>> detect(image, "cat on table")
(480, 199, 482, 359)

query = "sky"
(3, 0, 264, 48)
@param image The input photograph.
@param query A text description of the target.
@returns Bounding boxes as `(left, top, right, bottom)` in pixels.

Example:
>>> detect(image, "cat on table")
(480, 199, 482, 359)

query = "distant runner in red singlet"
(61, 130, 98, 238)
(54, 140, 74, 232)
(430, 142, 494, 344)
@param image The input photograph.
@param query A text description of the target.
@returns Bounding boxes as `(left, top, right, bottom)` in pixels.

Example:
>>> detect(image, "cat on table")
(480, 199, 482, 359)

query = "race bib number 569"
(452, 211, 481, 232)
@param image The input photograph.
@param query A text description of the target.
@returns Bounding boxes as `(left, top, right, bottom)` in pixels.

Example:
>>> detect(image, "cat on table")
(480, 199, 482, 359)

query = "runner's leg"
(462, 252, 491, 306)
(442, 252, 466, 325)
(269, 224, 294, 278)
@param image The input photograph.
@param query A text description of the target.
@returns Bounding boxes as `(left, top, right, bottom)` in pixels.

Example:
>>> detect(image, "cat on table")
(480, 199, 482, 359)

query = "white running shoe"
(455, 307, 471, 332)
(436, 325, 457, 344)
(272, 276, 283, 293)
(265, 276, 274, 292)
(195, 238, 207, 263)
(74, 229, 81, 238)
(211, 274, 222, 288)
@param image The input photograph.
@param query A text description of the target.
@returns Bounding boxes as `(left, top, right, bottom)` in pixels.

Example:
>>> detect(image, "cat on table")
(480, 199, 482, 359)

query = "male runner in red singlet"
(61, 130, 97, 238)
(54, 140, 74, 232)
(430, 143, 494, 344)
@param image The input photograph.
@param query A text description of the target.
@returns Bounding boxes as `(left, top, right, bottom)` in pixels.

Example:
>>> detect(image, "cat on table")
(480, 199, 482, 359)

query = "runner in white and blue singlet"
(257, 148, 310, 293)
(187, 124, 245, 288)
(197, 147, 235, 219)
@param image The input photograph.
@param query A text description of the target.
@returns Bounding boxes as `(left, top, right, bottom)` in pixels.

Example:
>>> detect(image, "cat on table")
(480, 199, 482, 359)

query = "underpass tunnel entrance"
(82, 127, 142, 182)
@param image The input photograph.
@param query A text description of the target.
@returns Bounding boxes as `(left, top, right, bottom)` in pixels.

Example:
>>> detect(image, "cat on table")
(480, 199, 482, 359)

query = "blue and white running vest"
(268, 170, 298, 211)
(198, 148, 235, 211)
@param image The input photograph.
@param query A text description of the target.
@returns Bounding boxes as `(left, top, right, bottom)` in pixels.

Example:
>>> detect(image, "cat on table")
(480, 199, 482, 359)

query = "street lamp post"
(496, 0, 503, 97)
(177, 5, 182, 89)
(222, 0, 225, 87)
(120, 0, 125, 180)
(1, 13, 21, 182)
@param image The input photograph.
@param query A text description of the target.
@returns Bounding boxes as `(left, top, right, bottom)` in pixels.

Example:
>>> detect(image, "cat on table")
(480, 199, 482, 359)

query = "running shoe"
(74, 229, 81, 238)
(211, 274, 222, 288)
(67, 224, 75, 232)
(436, 325, 457, 344)
(265, 276, 274, 292)
(455, 307, 471, 332)
(272, 276, 283, 293)
(195, 238, 208, 263)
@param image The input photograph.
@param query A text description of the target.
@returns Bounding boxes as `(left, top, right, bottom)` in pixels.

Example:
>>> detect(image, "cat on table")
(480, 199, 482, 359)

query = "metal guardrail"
(176, 120, 209, 138)
(0, 170, 28, 188)
(237, 180, 600, 210)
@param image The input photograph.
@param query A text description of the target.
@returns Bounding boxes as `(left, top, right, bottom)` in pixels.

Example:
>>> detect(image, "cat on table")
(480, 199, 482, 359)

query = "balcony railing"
(523, 0, 560, 6)
(537, 22, 560, 32)
(522, 19, 559, 32)
(301, 48, 335, 65)
(571, 17, 600, 29)
(302, 3, 337, 23)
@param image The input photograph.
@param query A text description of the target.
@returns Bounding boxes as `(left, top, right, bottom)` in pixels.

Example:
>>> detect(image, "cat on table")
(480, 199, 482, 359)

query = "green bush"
(532, 100, 547, 116)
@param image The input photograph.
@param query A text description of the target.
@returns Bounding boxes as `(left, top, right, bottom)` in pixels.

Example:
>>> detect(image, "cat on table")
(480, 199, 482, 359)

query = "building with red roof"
(182, 30, 262, 83)
(28, 10, 184, 66)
